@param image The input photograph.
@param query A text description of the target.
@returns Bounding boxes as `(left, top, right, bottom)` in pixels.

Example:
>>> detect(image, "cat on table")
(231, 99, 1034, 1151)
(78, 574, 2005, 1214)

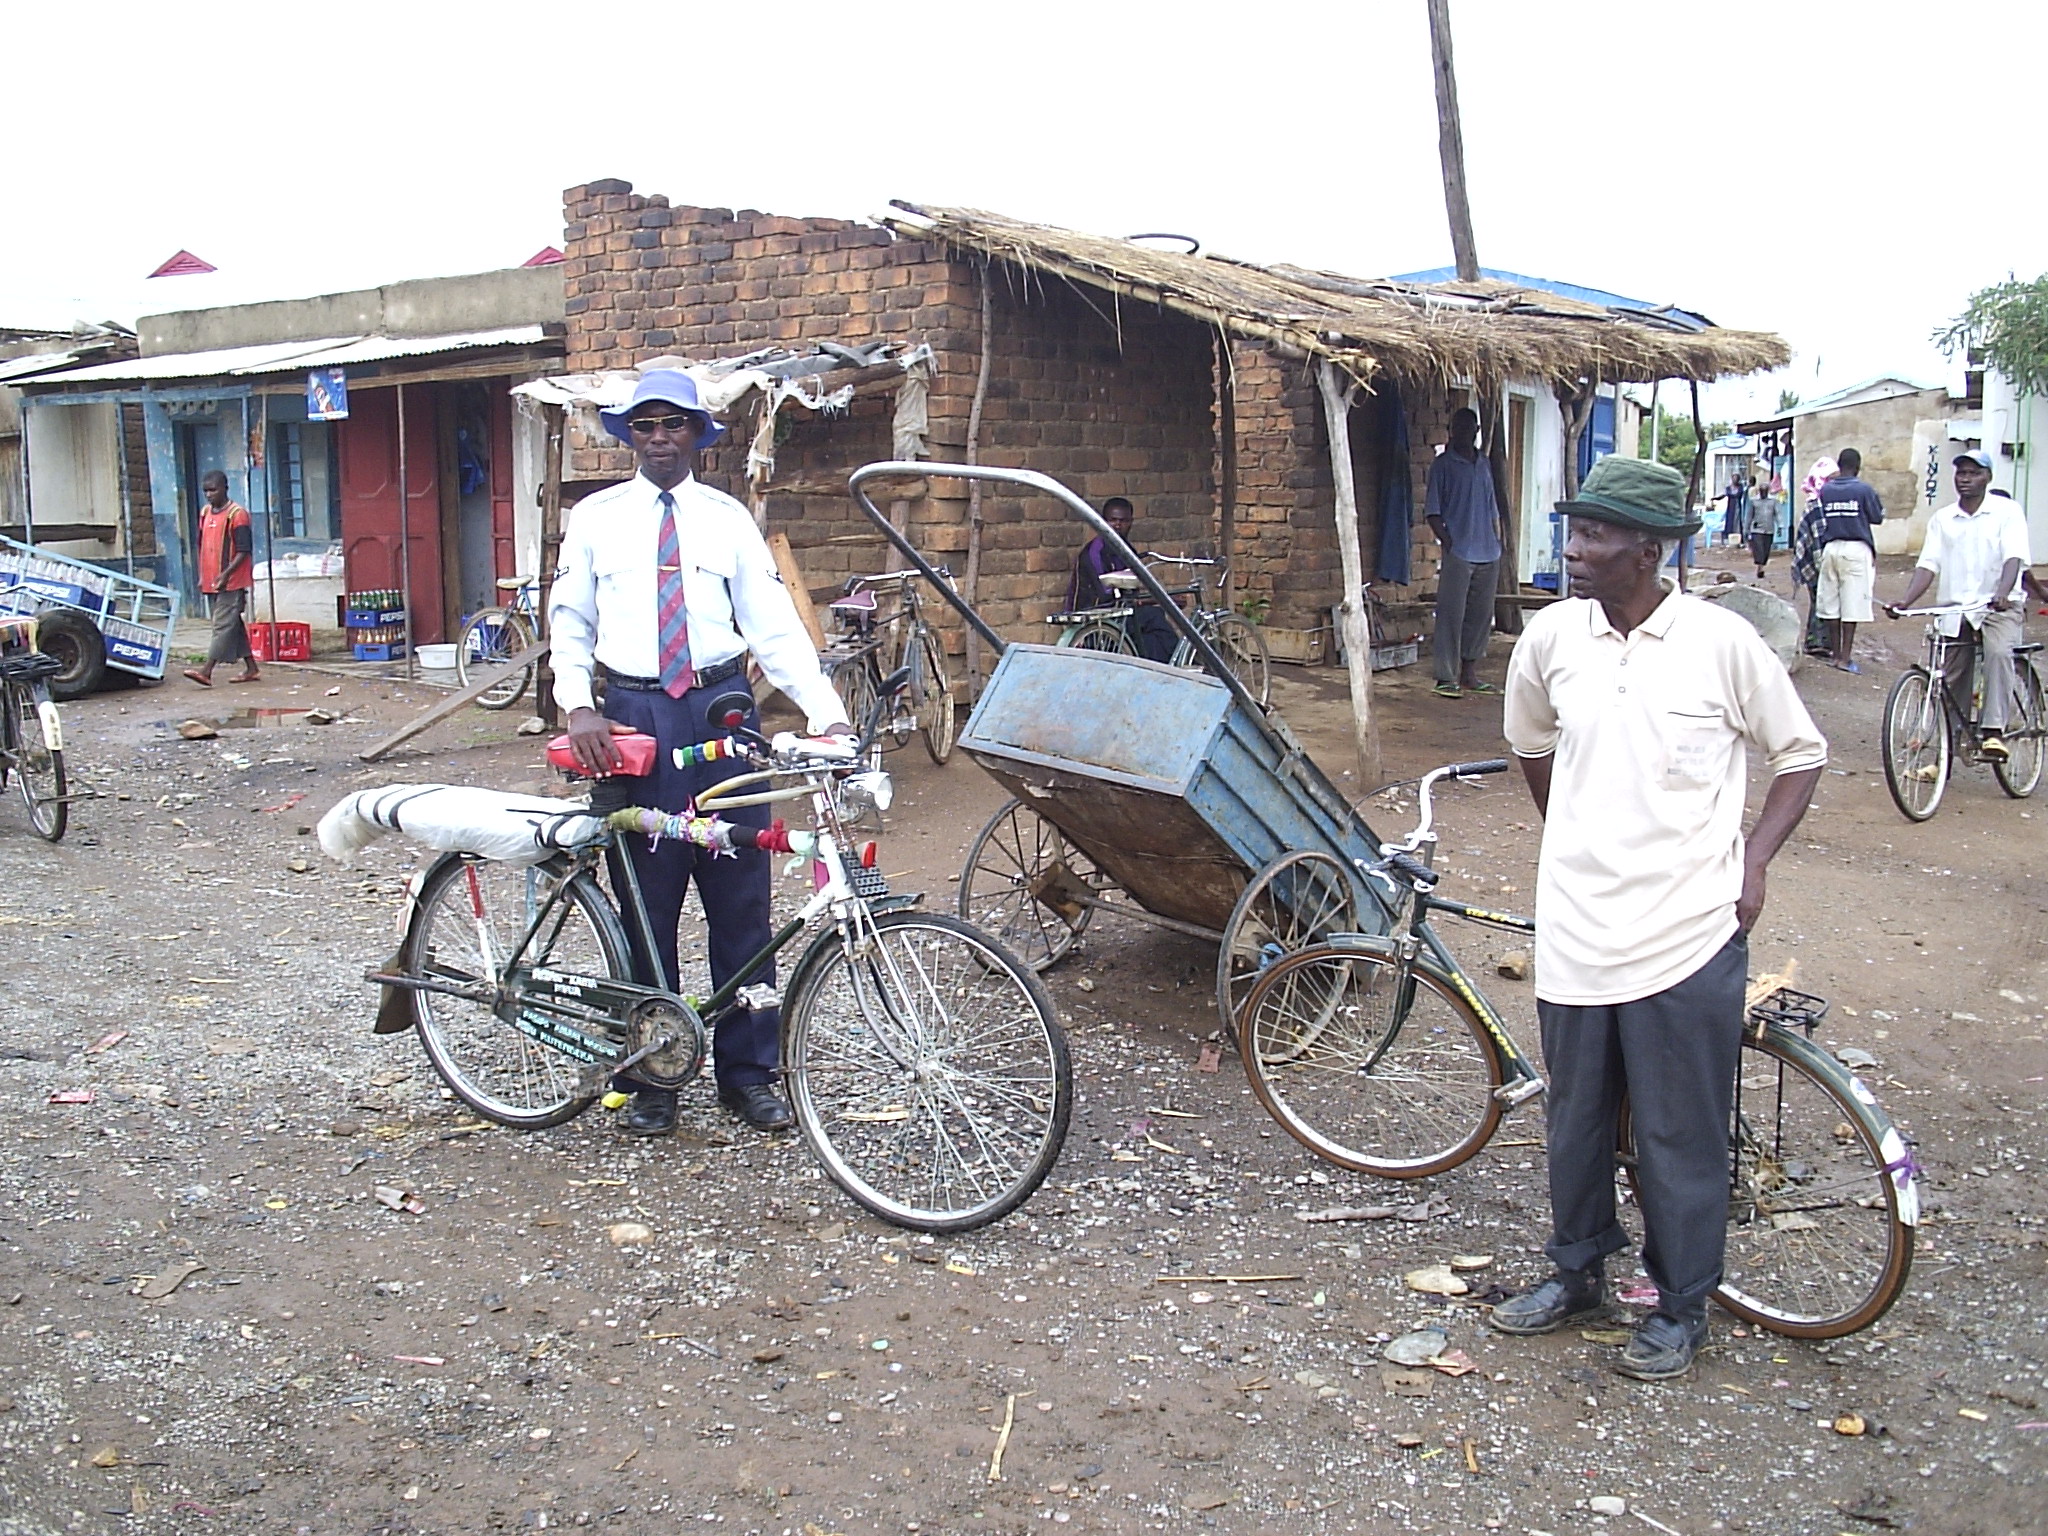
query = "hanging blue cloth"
(1375, 384, 1412, 584)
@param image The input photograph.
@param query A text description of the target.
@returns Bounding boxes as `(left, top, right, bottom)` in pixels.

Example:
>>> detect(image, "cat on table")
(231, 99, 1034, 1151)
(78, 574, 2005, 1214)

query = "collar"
(635, 471, 697, 499)
(1586, 579, 1683, 640)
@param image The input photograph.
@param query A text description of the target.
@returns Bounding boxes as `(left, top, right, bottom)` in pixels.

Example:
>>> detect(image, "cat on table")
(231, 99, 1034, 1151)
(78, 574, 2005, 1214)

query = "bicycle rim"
(1994, 663, 2045, 797)
(1239, 944, 1504, 1177)
(1712, 1030, 1914, 1338)
(918, 629, 956, 764)
(958, 798, 1102, 971)
(1207, 613, 1271, 707)
(1881, 667, 1947, 820)
(785, 912, 1071, 1231)
(1216, 849, 1363, 1036)
(459, 609, 534, 711)
(11, 686, 66, 842)
(409, 856, 630, 1127)
(1068, 618, 1135, 655)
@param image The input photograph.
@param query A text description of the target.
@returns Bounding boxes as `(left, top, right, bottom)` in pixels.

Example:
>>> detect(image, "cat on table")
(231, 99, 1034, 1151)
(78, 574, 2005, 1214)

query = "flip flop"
(182, 669, 212, 687)
(1834, 660, 1863, 675)
(226, 673, 261, 684)
(1466, 681, 1503, 695)
(1433, 682, 1464, 699)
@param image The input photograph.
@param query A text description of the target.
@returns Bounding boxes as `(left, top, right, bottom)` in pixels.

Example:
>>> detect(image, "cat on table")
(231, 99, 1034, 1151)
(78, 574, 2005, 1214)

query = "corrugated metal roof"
(32, 326, 553, 387)
(0, 349, 96, 383)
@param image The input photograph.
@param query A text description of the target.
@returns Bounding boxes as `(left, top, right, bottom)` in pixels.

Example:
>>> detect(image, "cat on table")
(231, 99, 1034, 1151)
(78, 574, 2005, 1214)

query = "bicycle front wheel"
(1712, 1028, 1915, 1337)
(784, 912, 1071, 1232)
(1881, 666, 1949, 821)
(1994, 660, 2045, 798)
(1238, 941, 1505, 1177)
(7, 683, 67, 842)
(916, 628, 956, 764)
(406, 854, 632, 1128)
(1176, 613, 1270, 706)
(457, 608, 536, 711)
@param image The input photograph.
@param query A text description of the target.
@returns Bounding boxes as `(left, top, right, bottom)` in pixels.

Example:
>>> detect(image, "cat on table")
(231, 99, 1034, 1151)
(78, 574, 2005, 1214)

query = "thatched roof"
(886, 202, 1787, 390)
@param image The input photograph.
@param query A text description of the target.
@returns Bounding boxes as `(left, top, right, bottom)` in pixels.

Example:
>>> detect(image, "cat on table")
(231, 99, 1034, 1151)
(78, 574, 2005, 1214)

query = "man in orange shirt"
(183, 470, 260, 686)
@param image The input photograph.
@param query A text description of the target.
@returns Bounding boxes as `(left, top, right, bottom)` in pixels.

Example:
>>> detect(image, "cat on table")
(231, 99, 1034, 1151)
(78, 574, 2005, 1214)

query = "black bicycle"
(0, 617, 68, 842)
(1880, 602, 2044, 820)
(1235, 760, 1919, 1338)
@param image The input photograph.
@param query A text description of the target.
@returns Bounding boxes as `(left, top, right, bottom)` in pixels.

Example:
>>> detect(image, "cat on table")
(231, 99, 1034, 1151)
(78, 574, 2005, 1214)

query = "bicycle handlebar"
(1379, 759, 1514, 862)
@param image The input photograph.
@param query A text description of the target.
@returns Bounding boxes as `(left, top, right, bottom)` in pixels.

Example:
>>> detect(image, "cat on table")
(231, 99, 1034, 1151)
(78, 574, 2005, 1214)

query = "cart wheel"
(1216, 849, 1362, 1037)
(959, 797, 1114, 972)
(33, 609, 107, 701)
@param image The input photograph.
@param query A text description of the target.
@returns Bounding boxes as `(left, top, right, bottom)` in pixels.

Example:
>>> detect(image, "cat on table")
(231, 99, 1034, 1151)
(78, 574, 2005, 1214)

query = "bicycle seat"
(830, 590, 879, 613)
(2016, 641, 2042, 656)
(496, 576, 534, 591)
(1101, 571, 1140, 591)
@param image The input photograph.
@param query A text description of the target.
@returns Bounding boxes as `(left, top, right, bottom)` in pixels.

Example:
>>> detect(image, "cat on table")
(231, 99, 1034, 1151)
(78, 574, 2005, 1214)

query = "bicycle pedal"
(1495, 1077, 1547, 1107)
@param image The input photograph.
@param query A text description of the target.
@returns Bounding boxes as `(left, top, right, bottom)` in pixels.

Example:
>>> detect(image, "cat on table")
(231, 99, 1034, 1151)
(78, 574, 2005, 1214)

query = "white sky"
(9, 0, 2046, 426)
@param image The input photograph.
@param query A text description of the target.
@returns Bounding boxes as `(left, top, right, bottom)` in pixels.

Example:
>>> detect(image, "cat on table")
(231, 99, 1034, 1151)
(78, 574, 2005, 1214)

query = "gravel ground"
(1, 580, 2043, 1535)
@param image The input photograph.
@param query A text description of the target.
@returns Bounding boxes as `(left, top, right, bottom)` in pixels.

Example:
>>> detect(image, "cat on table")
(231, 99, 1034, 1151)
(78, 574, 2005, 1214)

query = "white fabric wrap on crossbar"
(317, 785, 603, 867)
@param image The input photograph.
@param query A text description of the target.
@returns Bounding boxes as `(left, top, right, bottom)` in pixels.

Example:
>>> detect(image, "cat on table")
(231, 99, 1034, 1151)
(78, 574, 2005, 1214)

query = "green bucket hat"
(1555, 457, 1702, 536)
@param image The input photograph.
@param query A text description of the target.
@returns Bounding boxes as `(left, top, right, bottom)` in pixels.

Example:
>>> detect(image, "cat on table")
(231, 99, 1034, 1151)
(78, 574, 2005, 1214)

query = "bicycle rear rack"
(1747, 986, 1828, 1035)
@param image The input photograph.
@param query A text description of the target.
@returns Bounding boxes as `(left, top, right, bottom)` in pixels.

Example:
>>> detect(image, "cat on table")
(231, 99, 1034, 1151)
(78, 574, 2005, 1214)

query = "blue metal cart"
(0, 536, 181, 697)
(848, 462, 1394, 1033)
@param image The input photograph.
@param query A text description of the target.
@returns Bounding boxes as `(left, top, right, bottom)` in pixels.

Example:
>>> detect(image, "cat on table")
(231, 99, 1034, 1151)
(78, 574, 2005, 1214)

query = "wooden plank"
(767, 531, 827, 652)
(357, 642, 550, 763)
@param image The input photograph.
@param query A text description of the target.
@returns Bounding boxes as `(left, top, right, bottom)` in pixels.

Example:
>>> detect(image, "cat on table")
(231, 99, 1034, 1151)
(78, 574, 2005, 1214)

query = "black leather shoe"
(719, 1083, 794, 1131)
(1488, 1268, 1607, 1335)
(1615, 1311, 1707, 1381)
(623, 1089, 679, 1136)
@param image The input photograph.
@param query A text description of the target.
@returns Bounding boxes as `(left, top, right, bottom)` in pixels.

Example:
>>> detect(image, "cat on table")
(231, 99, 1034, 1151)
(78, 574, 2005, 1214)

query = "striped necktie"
(655, 490, 694, 698)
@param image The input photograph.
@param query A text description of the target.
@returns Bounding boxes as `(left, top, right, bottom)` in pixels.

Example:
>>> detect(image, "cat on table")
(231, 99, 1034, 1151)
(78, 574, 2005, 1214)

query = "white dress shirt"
(550, 473, 846, 731)
(1503, 585, 1828, 1007)
(1916, 497, 2033, 636)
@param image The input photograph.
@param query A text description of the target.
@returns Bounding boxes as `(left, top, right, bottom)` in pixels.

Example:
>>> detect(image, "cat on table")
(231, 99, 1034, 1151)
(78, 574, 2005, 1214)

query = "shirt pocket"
(1661, 709, 1733, 789)
(682, 545, 737, 627)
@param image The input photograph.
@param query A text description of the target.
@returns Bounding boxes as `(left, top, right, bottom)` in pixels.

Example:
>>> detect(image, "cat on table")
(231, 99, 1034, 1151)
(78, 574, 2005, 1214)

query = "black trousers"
(1535, 933, 1747, 1322)
(599, 681, 778, 1091)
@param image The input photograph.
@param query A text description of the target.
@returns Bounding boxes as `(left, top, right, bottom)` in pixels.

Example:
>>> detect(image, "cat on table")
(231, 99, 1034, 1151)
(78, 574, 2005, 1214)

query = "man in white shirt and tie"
(551, 371, 850, 1134)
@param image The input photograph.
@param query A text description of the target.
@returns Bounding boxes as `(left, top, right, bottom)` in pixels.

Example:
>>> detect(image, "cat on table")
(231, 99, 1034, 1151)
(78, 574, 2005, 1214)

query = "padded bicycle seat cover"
(546, 730, 656, 778)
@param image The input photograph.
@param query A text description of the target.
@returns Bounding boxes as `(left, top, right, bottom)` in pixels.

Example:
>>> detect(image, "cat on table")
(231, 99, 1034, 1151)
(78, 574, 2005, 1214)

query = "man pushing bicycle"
(1884, 449, 2032, 763)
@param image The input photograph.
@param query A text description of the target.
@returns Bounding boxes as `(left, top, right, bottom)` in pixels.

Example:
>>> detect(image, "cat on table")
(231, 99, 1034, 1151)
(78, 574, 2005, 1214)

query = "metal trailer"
(848, 462, 1394, 1032)
(0, 536, 182, 698)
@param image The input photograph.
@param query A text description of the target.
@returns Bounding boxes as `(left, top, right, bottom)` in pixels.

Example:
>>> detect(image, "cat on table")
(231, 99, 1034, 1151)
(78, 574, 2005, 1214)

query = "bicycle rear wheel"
(916, 628, 956, 764)
(1238, 941, 1504, 1177)
(6, 683, 67, 842)
(784, 911, 1071, 1232)
(1176, 613, 1270, 706)
(1617, 1027, 1915, 1338)
(1994, 660, 2045, 798)
(456, 608, 536, 711)
(406, 854, 632, 1128)
(1066, 618, 1135, 654)
(1881, 666, 1948, 821)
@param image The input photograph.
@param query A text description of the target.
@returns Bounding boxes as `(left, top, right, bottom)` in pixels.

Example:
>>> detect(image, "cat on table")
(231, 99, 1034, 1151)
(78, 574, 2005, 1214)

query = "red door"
(337, 387, 447, 643)
(489, 387, 518, 581)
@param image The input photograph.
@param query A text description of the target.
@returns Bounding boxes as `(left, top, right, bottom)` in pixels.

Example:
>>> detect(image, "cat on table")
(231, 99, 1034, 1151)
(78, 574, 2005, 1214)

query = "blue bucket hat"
(599, 368, 725, 447)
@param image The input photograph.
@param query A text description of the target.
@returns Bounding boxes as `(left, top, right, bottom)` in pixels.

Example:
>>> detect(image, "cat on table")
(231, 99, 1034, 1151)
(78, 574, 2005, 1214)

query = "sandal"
(1466, 681, 1503, 695)
(182, 669, 213, 687)
(1432, 681, 1464, 699)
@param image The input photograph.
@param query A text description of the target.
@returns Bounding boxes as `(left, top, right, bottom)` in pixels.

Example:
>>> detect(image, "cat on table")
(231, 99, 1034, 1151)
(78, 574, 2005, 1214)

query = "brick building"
(558, 180, 1783, 664)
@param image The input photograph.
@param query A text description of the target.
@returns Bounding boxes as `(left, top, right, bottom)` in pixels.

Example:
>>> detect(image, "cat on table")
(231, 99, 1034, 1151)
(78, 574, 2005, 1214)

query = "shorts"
(1814, 540, 1874, 622)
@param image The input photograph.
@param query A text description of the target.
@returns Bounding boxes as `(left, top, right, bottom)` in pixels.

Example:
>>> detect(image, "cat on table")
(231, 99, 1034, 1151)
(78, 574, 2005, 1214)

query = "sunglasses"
(628, 413, 697, 437)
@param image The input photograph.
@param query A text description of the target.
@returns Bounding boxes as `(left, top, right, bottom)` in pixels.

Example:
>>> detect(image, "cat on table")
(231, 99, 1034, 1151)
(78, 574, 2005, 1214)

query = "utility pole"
(1427, 0, 1480, 282)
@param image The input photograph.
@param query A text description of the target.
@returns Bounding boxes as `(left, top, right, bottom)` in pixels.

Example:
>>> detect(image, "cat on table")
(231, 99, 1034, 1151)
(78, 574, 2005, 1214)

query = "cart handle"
(846, 461, 1267, 717)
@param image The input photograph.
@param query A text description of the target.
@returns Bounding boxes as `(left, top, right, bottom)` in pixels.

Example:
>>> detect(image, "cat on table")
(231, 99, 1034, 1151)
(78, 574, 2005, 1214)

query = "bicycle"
(1235, 759, 1919, 1339)
(1880, 602, 2044, 820)
(822, 569, 956, 766)
(371, 674, 1066, 1232)
(0, 615, 68, 843)
(456, 576, 542, 711)
(1049, 555, 1271, 706)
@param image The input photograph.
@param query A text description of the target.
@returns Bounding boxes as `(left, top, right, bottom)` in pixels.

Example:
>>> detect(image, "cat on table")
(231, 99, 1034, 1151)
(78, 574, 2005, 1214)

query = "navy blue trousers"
(599, 682, 778, 1091)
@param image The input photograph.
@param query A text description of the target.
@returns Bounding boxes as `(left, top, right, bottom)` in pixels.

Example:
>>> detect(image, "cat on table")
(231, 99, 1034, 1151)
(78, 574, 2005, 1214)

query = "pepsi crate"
(345, 607, 407, 628)
(352, 641, 408, 662)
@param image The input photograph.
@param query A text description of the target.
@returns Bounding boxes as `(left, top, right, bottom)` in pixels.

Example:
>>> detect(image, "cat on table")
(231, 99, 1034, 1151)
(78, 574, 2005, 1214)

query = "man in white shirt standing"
(1885, 449, 2032, 761)
(1495, 458, 1827, 1381)
(552, 371, 850, 1135)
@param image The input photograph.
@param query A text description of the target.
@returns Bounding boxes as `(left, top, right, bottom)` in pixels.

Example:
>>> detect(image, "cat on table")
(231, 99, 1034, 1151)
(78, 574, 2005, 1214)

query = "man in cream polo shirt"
(1494, 458, 1827, 1381)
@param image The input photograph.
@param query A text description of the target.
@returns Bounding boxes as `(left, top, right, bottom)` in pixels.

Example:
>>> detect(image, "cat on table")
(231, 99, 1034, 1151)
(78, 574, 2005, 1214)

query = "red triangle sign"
(522, 246, 565, 268)
(148, 250, 218, 277)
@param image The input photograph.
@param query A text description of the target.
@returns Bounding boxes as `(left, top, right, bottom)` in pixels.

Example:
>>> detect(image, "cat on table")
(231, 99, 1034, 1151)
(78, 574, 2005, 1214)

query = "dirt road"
(2, 576, 2043, 1535)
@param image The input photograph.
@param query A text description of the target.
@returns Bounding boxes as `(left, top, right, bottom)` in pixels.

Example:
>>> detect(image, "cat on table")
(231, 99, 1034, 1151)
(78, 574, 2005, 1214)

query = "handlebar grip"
(669, 736, 753, 769)
(1447, 759, 1510, 778)
(1386, 851, 1440, 888)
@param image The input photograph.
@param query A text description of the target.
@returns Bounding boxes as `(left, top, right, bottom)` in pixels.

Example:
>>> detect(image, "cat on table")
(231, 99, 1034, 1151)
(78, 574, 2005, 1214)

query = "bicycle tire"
(958, 798, 1110, 971)
(1620, 1027, 1915, 1339)
(1994, 660, 2045, 798)
(456, 608, 536, 711)
(917, 628, 956, 764)
(1880, 666, 1948, 821)
(1215, 849, 1362, 1036)
(783, 911, 1071, 1232)
(1238, 940, 1505, 1177)
(7, 683, 66, 842)
(406, 853, 633, 1128)
(1176, 613, 1270, 707)
(1065, 618, 1136, 655)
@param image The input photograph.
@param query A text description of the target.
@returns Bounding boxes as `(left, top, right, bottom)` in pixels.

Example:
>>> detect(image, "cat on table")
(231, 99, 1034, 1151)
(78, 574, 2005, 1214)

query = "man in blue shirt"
(1426, 407, 1509, 698)
(1813, 447, 1884, 671)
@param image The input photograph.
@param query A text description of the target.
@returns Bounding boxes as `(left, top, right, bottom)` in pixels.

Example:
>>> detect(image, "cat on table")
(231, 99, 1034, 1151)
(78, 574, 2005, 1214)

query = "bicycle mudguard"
(1763, 1026, 1921, 1228)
